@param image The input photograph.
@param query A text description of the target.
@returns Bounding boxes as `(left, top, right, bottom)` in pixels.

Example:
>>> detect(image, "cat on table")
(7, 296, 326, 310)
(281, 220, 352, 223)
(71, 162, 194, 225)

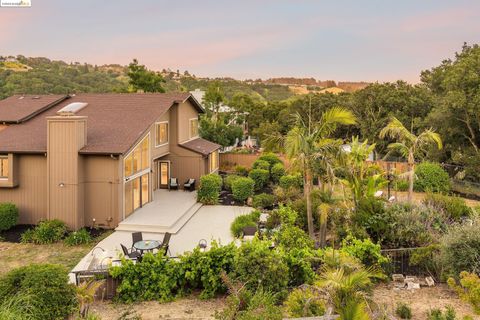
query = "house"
(0, 93, 221, 230)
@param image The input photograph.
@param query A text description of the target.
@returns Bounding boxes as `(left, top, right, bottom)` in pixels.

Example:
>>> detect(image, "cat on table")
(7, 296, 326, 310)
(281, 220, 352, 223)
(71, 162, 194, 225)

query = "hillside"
(0, 55, 369, 100)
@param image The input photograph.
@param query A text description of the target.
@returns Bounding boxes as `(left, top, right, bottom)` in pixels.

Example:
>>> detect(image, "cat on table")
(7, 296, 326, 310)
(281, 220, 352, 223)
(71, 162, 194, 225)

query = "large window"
(209, 150, 219, 173)
(189, 118, 199, 139)
(155, 122, 168, 146)
(124, 135, 150, 178)
(0, 156, 8, 179)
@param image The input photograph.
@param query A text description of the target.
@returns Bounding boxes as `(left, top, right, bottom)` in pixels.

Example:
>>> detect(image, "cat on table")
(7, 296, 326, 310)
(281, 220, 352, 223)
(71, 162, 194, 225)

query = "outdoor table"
(133, 240, 161, 252)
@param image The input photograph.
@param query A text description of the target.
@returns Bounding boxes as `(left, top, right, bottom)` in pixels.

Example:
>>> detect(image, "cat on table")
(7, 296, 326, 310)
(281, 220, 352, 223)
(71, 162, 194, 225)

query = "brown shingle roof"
(180, 138, 221, 156)
(0, 94, 69, 123)
(0, 93, 202, 154)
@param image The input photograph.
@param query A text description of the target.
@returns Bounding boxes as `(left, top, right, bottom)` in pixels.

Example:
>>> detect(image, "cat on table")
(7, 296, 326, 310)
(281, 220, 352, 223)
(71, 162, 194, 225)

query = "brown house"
(0, 93, 220, 229)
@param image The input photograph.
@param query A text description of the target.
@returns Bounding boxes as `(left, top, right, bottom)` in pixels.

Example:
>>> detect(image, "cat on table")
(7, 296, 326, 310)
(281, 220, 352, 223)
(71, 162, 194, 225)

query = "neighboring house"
(0, 93, 220, 230)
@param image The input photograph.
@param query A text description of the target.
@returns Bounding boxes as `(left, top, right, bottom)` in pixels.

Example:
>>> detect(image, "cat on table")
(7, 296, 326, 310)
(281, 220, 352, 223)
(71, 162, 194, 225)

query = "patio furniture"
(133, 240, 161, 253)
(183, 178, 195, 191)
(131, 232, 143, 254)
(120, 244, 142, 261)
(159, 232, 171, 256)
(169, 178, 179, 191)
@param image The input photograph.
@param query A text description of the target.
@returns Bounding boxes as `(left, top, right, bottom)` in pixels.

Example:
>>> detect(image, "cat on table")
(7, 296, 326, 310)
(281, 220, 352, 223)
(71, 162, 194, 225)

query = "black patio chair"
(131, 232, 143, 254)
(183, 178, 195, 191)
(159, 232, 171, 256)
(120, 244, 142, 261)
(169, 178, 178, 191)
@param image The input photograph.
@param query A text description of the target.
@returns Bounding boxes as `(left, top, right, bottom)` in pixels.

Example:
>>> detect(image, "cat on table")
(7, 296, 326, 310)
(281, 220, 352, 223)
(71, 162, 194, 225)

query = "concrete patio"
(116, 189, 202, 234)
(71, 204, 253, 280)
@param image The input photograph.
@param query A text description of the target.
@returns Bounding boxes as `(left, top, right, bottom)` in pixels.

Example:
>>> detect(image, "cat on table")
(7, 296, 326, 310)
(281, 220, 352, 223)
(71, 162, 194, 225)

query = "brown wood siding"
(151, 110, 170, 159)
(177, 101, 199, 143)
(82, 155, 120, 229)
(0, 155, 48, 224)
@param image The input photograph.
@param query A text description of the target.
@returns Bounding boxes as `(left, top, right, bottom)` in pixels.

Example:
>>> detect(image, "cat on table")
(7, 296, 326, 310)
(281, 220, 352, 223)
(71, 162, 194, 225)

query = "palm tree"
(379, 117, 442, 202)
(280, 107, 356, 239)
(76, 280, 103, 318)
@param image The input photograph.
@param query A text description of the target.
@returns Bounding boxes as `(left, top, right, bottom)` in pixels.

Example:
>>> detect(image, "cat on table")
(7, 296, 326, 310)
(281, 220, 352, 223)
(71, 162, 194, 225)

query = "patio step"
(115, 202, 203, 234)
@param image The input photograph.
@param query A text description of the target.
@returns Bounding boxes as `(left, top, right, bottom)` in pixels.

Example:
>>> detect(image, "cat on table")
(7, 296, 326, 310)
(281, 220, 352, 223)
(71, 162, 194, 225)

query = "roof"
(180, 138, 221, 156)
(0, 94, 69, 123)
(0, 93, 203, 154)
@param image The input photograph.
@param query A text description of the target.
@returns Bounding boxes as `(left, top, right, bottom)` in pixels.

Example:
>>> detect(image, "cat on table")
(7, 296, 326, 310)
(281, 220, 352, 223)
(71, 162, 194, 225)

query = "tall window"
(0, 156, 8, 179)
(189, 118, 199, 139)
(155, 122, 168, 146)
(124, 135, 150, 179)
(209, 150, 219, 173)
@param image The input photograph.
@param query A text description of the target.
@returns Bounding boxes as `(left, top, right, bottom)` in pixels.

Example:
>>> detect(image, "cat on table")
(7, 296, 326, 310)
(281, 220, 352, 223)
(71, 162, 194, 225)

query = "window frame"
(0, 155, 8, 179)
(155, 121, 169, 147)
(123, 133, 151, 180)
(189, 117, 199, 139)
(209, 150, 219, 173)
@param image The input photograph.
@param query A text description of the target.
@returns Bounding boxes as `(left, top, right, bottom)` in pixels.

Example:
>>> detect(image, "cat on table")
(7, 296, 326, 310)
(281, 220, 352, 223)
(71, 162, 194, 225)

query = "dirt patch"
(373, 283, 478, 319)
(90, 296, 226, 320)
(0, 224, 35, 243)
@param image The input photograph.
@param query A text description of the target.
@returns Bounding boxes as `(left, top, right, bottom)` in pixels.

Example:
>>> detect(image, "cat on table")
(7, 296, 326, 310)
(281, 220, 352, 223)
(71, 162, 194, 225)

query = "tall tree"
(379, 117, 442, 202)
(203, 81, 225, 120)
(274, 104, 356, 239)
(127, 59, 165, 93)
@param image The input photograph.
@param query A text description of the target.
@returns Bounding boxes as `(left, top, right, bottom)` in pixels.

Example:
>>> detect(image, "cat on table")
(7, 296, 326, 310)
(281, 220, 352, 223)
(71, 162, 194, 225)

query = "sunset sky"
(1, 0, 479, 83)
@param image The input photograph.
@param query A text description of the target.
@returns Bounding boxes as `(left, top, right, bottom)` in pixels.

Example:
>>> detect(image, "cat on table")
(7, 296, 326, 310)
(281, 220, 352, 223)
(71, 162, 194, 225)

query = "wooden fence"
(220, 152, 408, 174)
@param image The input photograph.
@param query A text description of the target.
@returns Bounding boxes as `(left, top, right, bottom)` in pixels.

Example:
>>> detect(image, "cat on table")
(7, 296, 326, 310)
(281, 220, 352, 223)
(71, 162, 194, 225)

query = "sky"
(1, 0, 479, 83)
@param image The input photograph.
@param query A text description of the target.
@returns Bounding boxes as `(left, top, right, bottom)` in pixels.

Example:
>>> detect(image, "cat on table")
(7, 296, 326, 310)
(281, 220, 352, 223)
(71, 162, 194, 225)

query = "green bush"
(0, 293, 39, 320)
(64, 228, 92, 246)
(282, 248, 319, 287)
(232, 177, 255, 202)
(248, 169, 270, 191)
(266, 205, 298, 229)
(0, 203, 18, 232)
(252, 159, 270, 171)
(0, 264, 77, 320)
(441, 221, 480, 277)
(252, 193, 275, 209)
(275, 224, 313, 251)
(409, 245, 443, 279)
(448, 271, 480, 314)
(258, 152, 283, 168)
(396, 302, 412, 319)
(340, 235, 389, 268)
(414, 162, 451, 193)
(279, 174, 303, 190)
(234, 239, 289, 294)
(424, 193, 473, 220)
(234, 165, 249, 176)
(224, 174, 241, 192)
(270, 163, 286, 184)
(427, 307, 456, 320)
(352, 197, 389, 243)
(284, 287, 326, 318)
(395, 179, 409, 191)
(21, 219, 67, 244)
(231, 211, 260, 238)
(197, 174, 223, 205)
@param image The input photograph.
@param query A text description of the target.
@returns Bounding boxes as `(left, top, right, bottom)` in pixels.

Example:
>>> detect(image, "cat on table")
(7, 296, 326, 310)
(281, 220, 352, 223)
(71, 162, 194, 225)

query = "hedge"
(249, 169, 270, 191)
(197, 174, 223, 205)
(0, 202, 18, 231)
(232, 177, 255, 202)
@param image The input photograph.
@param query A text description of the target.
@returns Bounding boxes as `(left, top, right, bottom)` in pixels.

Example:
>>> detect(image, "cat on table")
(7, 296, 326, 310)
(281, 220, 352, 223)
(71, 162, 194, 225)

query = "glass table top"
(133, 240, 161, 250)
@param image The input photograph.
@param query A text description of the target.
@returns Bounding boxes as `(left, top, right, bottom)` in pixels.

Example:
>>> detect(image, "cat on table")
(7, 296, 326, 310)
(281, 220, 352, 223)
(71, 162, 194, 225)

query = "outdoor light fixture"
(198, 239, 207, 252)
(58, 182, 65, 187)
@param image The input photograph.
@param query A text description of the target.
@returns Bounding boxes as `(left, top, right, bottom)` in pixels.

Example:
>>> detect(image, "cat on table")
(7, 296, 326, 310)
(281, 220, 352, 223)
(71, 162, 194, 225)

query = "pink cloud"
(401, 7, 478, 32)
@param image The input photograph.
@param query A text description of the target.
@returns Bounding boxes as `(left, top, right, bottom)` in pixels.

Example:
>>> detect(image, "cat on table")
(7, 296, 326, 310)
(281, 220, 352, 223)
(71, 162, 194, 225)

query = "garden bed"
(0, 224, 109, 243)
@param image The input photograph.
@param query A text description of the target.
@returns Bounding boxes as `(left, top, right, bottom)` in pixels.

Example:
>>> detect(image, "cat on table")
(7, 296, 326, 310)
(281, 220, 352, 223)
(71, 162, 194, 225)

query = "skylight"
(57, 102, 88, 115)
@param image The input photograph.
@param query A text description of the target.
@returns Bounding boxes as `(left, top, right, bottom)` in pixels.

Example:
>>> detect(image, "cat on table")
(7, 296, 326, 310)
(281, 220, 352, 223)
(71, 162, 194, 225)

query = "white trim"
(154, 121, 169, 148)
(189, 117, 199, 140)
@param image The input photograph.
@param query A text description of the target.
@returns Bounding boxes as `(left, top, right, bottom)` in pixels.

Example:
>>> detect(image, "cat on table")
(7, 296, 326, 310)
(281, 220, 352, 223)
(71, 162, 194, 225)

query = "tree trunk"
(318, 204, 329, 248)
(305, 168, 315, 239)
(408, 152, 414, 203)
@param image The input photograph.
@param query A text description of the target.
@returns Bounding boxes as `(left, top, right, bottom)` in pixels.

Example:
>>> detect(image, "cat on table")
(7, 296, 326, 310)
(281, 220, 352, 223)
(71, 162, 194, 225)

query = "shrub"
(282, 247, 319, 287)
(440, 221, 480, 277)
(284, 286, 326, 317)
(258, 152, 282, 169)
(266, 205, 298, 229)
(0, 264, 77, 320)
(248, 169, 270, 191)
(64, 228, 92, 246)
(275, 224, 313, 251)
(21, 219, 67, 244)
(427, 307, 457, 320)
(409, 244, 443, 279)
(234, 165, 249, 176)
(0, 203, 18, 232)
(352, 197, 389, 243)
(197, 174, 223, 205)
(234, 239, 289, 294)
(224, 174, 241, 192)
(340, 235, 389, 268)
(279, 174, 303, 190)
(252, 193, 275, 209)
(273, 186, 301, 204)
(232, 177, 255, 202)
(252, 159, 270, 171)
(396, 302, 413, 319)
(270, 163, 286, 184)
(448, 272, 480, 314)
(0, 293, 40, 320)
(414, 162, 451, 193)
(395, 179, 409, 191)
(231, 211, 260, 238)
(424, 193, 473, 220)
